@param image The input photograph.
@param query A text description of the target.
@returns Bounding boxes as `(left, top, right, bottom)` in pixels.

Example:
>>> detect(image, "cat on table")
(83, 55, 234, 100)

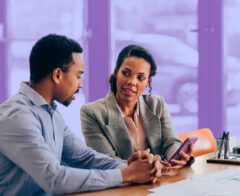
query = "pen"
(224, 131, 230, 159)
(218, 131, 226, 159)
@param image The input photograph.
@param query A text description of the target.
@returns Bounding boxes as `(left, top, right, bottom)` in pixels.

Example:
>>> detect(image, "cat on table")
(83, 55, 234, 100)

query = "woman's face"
(115, 56, 151, 103)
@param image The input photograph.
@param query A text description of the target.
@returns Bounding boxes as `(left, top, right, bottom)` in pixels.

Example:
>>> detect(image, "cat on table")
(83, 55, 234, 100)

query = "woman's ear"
(114, 69, 119, 78)
(114, 70, 119, 82)
(52, 68, 62, 84)
(147, 78, 152, 87)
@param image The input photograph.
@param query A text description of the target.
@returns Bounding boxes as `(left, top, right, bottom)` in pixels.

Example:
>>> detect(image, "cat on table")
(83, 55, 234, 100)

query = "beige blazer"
(81, 92, 181, 160)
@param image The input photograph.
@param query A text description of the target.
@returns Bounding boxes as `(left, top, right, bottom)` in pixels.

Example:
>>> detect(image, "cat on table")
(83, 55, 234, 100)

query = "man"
(0, 34, 163, 195)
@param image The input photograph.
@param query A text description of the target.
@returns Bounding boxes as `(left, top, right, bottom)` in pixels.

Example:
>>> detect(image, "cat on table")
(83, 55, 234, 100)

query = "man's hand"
(123, 149, 171, 184)
(127, 149, 153, 165)
(121, 158, 154, 183)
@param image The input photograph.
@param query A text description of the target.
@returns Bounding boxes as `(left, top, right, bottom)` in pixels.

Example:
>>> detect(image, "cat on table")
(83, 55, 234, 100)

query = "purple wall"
(86, 0, 110, 102)
(198, 0, 225, 137)
(1, 0, 240, 141)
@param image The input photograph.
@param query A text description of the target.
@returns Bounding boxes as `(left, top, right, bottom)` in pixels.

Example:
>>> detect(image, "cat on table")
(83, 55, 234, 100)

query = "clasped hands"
(121, 145, 193, 184)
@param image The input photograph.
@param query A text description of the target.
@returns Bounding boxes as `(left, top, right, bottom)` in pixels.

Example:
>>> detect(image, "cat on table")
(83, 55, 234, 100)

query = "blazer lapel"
(139, 96, 161, 154)
(104, 92, 133, 159)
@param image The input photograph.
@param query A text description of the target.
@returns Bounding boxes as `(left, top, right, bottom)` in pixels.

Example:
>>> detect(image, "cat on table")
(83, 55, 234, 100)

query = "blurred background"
(0, 0, 240, 142)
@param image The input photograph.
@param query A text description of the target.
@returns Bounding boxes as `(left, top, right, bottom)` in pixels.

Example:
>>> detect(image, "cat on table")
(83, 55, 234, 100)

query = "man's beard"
(61, 89, 79, 107)
(62, 99, 72, 107)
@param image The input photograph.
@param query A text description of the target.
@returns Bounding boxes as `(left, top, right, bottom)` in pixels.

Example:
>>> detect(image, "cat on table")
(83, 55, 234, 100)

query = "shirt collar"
(19, 82, 57, 111)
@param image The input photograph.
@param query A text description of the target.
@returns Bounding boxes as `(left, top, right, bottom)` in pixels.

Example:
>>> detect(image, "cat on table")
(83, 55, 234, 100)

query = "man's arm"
(0, 109, 123, 194)
(62, 126, 127, 170)
(62, 130, 162, 184)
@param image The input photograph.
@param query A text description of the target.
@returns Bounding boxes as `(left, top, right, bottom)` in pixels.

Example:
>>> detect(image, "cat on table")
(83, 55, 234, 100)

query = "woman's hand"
(150, 155, 171, 183)
(170, 144, 193, 168)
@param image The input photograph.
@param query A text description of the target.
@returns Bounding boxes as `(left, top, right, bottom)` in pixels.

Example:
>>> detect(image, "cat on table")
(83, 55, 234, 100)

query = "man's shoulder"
(0, 93, 28, 109)
(0, 94, 35, 122)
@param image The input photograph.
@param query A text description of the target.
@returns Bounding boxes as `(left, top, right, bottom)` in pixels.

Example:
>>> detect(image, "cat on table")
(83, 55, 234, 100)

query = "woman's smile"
(121, 87, 137, 96)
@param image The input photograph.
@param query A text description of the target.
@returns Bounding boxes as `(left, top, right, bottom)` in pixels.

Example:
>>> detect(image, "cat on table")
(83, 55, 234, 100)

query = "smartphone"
(169, 136, 198, 165)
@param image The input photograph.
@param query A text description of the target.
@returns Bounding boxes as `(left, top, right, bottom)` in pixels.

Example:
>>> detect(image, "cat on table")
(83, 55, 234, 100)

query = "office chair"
(178, 128, 217, 157)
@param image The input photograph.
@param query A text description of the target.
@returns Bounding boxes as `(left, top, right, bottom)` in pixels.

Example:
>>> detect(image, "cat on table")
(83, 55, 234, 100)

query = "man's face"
(56, 52, 85, 106)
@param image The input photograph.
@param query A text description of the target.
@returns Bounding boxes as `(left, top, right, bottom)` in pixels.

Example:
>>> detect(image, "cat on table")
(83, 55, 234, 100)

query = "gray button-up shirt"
(0, 82, 126, 195)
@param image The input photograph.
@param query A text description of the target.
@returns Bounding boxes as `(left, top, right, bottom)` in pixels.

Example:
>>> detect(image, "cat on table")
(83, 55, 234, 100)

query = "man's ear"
(52, 68, 62, 84)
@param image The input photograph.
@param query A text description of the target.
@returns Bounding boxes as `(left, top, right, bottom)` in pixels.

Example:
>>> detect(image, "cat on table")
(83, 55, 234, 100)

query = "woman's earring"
(148, 84, 152, 97)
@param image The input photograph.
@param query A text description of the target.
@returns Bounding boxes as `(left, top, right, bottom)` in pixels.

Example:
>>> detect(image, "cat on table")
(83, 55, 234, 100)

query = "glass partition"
(224, 0, 240, 142)
(111, 0, 198, 134)
(7, 0, 85, 139)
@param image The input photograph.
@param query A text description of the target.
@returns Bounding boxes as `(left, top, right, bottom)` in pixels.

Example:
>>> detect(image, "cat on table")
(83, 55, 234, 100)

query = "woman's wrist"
(186, 156, 195, 166)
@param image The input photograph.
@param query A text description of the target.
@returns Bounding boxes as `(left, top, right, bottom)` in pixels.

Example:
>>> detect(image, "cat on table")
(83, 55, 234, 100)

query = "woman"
(81, 45, 193, 167)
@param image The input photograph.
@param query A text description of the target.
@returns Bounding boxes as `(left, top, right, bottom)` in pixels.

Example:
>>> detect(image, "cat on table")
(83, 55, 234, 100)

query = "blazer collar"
(138, 96, 161, 140)
(105, 92, 158, 125)
(138, 95, 156, 122)
(105, 92, 124, 125)
(105, 92, 133, 159)
(105, 92, 160, 159)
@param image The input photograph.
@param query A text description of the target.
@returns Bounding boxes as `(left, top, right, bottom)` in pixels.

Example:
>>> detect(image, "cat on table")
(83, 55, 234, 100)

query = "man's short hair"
(29, 34, 83, 83)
